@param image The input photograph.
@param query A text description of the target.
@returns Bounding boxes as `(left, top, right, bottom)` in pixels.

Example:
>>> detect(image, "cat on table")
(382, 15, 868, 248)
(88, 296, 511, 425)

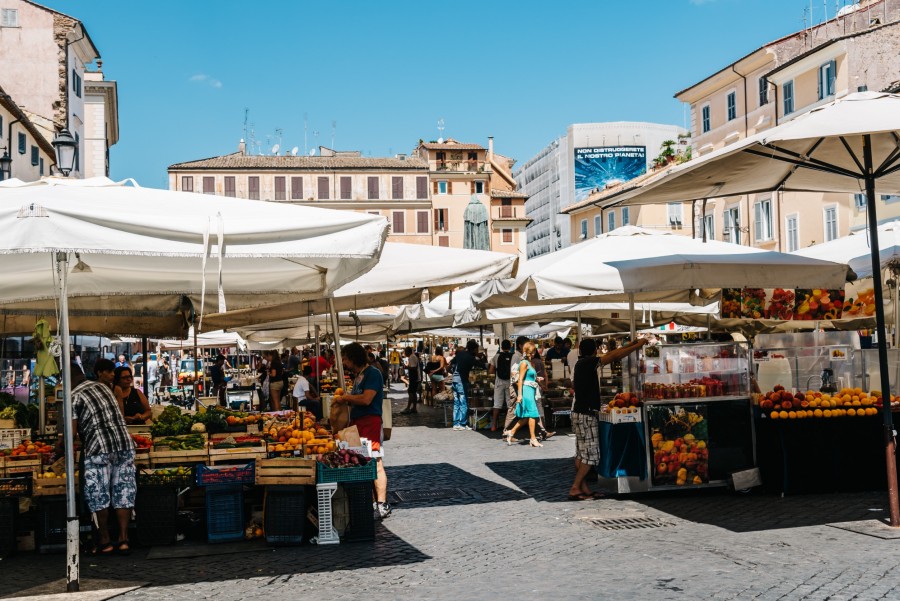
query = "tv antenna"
(309, 148, 316, 156)
(331, 120, 337, 150)
(291, 146, 299, 156)
(274, 127, 283, 150)
(313, 129, 320, 150)
(303, 113, 308, 154)
(242, 108, 250, 144)
(437, 118, 445, 142)
(271, 144, 280, 155)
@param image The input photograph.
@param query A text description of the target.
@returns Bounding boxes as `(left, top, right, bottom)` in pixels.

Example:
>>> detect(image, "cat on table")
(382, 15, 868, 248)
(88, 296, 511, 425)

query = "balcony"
(433, 160, 486, 173)
(492, 206, 532, 224)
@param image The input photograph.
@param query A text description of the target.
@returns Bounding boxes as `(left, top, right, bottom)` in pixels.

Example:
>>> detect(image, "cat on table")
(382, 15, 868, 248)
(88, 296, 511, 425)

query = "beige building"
(412, 137, 529, 254)
(168, 145, 433, 245)
(83, 65, 119, 178)
(601, 0, 900, 251)
(0, 0, 117, 178)
(0, 83, 55, 181)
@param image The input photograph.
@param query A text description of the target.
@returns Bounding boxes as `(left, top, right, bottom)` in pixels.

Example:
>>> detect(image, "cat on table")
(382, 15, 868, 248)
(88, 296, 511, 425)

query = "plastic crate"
(263, 486, 307, 545)
(342, 482, 375, 542)
(196, 463, 255, 487)
(136, 487, 178, 546)
(316, 459, 377, 484)
(138, 466, 194, 488)
(205, 485, 244, 543)
(35, 495, 66, 553)
(0, 473, 32, 498)
(0, 498, 16, 558)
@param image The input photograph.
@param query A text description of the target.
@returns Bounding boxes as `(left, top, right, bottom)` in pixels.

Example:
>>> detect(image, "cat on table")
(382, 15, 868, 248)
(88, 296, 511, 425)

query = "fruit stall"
(0, 397, 378, 557)
(603, 342, 757, 494)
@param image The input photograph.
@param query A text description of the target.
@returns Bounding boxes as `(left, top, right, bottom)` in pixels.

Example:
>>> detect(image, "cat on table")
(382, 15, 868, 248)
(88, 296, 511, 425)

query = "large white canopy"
(793, 220, 900, 279)
(470, 226, 851, 309)
(0, 177, 387, 335)
(203, 242, 518, 330)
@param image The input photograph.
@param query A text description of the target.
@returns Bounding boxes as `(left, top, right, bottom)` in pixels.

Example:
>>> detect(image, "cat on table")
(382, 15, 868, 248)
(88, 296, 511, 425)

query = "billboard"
(574, 146, 647, 202)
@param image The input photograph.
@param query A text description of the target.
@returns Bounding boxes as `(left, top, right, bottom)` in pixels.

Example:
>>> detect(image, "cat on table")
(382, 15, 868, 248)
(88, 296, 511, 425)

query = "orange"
(779, 411, 789, 419)
(823, 409, 832, 418)
(813, 409, 823, 418)
(847, 408, 857, 417)
(770, 411, 780, 419)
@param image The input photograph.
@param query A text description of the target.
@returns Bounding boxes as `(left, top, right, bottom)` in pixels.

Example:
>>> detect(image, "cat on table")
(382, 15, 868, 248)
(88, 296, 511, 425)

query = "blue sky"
(44, 0, 850, 187)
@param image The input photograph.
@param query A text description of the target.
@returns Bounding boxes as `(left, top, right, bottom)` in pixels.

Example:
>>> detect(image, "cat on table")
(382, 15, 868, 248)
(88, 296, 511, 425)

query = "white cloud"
(189, 74, 223, 89)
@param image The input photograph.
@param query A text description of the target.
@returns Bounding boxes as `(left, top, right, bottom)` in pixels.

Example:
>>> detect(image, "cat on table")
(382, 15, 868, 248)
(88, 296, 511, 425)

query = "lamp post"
(51, 128, 77, 177)
(0, 149, 11, 181)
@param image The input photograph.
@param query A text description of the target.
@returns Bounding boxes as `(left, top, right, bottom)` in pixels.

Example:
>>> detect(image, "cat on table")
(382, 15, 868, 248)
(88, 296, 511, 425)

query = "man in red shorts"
(333, 342, 390, 519)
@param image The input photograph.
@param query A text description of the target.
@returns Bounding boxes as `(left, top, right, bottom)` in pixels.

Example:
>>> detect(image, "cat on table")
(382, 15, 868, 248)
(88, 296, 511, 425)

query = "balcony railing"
(434, 160, 486, 172)
(493, 206, 524, 220)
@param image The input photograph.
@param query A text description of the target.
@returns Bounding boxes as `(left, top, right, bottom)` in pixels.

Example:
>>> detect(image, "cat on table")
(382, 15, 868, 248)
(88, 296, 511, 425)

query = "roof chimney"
(488, 136, 494, 160)
(238, 139, 246, 155)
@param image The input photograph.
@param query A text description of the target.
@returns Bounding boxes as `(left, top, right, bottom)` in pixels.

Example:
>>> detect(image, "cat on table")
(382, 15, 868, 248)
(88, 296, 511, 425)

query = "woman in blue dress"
(506, 341, 543, 447)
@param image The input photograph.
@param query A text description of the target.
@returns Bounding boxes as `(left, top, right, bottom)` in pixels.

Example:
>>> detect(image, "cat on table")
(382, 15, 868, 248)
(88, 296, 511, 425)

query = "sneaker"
(452, 425, 463, 430)
(376, 502, 392, 520)
(460, 425, 472, 431)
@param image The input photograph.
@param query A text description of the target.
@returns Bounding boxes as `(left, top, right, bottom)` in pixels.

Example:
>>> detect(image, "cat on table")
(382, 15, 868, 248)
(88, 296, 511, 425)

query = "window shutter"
(817, 68, 823, 100)
(392, 176, 403, 200)
(318, 176, 329, 200)
(438, 236, 449, 247)
(248, 176, 260, 200)
(291, 176, 303, 199)
(433, 180, 438, 195)
(417, 211, 428, 233)
(181, 176, 193, 192)
(275, 176, 286, 200)
(31, 146, 38, 166)
(392, 211, 404, 234)
(18, 132, 25, 154)
(340, 176, 351, 199)
(434, 209, 439, 231)
(203, 176, 215, 194)
(225, 176, 235, 197)
(368, 176, 379, 200)
(417, 176, 427, 199)
(829, 60, 837, 96)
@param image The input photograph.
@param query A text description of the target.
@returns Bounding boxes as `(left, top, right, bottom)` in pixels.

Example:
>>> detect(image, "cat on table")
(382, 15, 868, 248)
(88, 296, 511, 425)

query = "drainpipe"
(767, 77, 780, 126)
(6, 117, 20, 176)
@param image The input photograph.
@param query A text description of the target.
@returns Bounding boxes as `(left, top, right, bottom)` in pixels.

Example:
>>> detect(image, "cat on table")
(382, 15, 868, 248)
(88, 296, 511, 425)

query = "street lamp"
(52, 128, 77, 176)
(0, 148, 11, 181)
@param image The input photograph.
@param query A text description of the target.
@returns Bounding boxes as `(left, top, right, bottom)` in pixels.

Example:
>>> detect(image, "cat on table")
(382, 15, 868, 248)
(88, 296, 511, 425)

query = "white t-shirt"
(292, 375, 311, 399)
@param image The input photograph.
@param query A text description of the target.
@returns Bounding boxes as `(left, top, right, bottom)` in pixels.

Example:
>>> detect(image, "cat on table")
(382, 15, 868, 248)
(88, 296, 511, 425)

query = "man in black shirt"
(569, 336, 647, 500)
(449, 340, 478, 430)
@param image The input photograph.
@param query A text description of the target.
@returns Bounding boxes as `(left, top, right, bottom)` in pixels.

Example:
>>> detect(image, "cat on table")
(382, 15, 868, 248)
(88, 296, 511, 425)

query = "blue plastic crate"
(205, 484, 244, 543)
(316, 459, 376, 484)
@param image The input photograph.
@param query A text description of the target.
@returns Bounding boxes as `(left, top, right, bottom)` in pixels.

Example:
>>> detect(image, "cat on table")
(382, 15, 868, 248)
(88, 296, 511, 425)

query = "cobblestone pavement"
(3, 386, 900, 600)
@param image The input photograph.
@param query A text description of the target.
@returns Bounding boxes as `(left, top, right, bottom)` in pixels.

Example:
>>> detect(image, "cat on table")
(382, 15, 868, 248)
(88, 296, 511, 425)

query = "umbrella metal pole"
(193, 325, 199, 403)
(39, 377, 45, 435)
(141, 337, 148, 398)
(328, 297, 345, 386)
(863, 134, 900, 527)
(628, 293, 637, 391)
(57, 252, 79, 591)
(894, 272, 899, 349)
(576, 312, 582, 347)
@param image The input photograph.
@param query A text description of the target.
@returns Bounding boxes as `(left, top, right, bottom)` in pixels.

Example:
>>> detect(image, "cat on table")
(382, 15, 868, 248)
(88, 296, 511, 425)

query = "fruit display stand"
(149, 433, 209, 467)
(207, 433, 266, 465)
(621, 342, 756, 493)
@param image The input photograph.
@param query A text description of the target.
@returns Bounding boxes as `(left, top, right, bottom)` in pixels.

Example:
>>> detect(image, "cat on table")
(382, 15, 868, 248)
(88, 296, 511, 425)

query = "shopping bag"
(329, 402, 350, 432)
(338, 425, 361, 447)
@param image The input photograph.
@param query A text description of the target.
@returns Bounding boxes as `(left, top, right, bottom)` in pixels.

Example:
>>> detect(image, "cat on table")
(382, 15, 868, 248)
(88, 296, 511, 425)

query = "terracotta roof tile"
(419, 142, 484, 151)
(490, 188, 528, 199)
(169, 153, 429, 171)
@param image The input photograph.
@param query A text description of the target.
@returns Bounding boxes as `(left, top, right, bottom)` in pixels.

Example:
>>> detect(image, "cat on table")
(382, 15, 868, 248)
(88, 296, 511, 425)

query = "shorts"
(351, 414, 384, 458)
(572, 412, 601, 466)
(493, 379, 510, 409)
(430, 374, 445, 383)
(269, 380, 284, 393)
(83, 449, 137, 513)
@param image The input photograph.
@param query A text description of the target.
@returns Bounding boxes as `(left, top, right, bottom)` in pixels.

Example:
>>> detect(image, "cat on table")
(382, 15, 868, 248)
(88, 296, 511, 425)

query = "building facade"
(515, 122, 686, 258)
(0, 83, 55, 181)
(0, 0, 115, 178)
(82, 65, 118, 178)
(663, 0, 900, 252)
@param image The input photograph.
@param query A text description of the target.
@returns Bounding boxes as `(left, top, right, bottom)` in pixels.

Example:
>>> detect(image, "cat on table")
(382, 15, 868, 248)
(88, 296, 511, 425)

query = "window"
(703, 214, 715, 241)
(622, 206, 630, 226)
(18, 132, 25, 154)
(317, 176, 329, 200)
(433, 208, 447, 232)
(438, 236, 449, 247)
(224, 176, 235, 197)
(882, 195, 900, 204)
(818, 60, 837, 100)
(667, 202, 683, 226)
(502, 229, 513, 244)
(39, 157, 44, 175)
(30, 145, 38, 166)
(758, 77, 768, 106)
(291, 176, 303, 199)
(783, 81, 794, 115)
(594, 215, 601, 236)
(181, 176, 193, 192)
(1, 8, 19, 27)
(203, 176, 215, 195)
(580, 219, 588, 240)
(248, 176, 260, 200)
(340, 176, 351, 199)
(274, 176, 286, 200)
(854, 193, 867, 210)
(724, 207, 740, 244)
(437, 180, 448, 195)
(607, 211, 616, 232)
(786, 214, 799, 252)
(727, 91, 737, 121)
(416, 210, 429, 234)
(754, 198, 773, 241)
(72, 70, 81, 98)
(416, 176, 428, 199)
(473, 181, 484, 194)
(701, 105, 711, 133)
(367, 176, 379, 200)
(858, 85, 868, 92)
(500, 198, 513, 218)
(824, 206, 838, 241)
(391, 176, 403, 200)
(392, 211, 405, 234)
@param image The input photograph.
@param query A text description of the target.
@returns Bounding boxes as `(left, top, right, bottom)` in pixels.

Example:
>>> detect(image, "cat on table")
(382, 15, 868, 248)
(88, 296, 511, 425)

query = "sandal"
(529, 438, 543, 448)
(566, 493, 591, 501)
(116, 540, 131, 556)
(588, 491, 606, 499)
(96, 542, 116, 555)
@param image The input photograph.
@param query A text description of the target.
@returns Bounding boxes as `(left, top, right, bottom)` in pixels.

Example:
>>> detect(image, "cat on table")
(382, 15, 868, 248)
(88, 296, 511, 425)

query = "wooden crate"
(134, 450, 151, 468)
(151, 433, 208, 449)
(255, 457, 316, 486)
(149, 448, 208, 467)
(207, 446, 266, 465)
(33, 476, 78, 496)
(2, 456, 41, 477)
(127, 424, 153, 437)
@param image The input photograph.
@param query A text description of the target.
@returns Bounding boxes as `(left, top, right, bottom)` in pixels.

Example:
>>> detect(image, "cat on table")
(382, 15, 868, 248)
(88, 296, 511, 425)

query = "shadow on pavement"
(485, 457, 578, 503)
(386, 462, 526, 506)
(0, 525, 430, 599)
(633, 487, 891, 533)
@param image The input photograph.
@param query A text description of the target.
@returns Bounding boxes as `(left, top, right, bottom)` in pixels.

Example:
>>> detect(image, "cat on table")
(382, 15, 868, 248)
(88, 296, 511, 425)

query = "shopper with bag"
(506, 341, 543, 447)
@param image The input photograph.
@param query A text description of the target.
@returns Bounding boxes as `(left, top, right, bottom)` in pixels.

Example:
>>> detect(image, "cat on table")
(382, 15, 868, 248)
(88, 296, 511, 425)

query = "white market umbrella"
(203, 242, 518, 330)
(158, 328, 247, 352)
(240, 308, 398, 346)
(793, 219, 900, 280)
(615, 92, 900, 525)
(470, 225, 851, 309)
(0, 176, 387, 587)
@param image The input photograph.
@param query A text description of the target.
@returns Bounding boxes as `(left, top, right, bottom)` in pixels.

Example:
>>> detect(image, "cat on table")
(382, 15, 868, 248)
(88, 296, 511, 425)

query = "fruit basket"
(195, 462, 255, 487)
(138, 466, 195, 488)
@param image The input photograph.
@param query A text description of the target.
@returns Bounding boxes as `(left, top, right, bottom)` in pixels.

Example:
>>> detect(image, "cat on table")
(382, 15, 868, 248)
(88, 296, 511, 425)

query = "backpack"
(495, 351, 512, 381)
